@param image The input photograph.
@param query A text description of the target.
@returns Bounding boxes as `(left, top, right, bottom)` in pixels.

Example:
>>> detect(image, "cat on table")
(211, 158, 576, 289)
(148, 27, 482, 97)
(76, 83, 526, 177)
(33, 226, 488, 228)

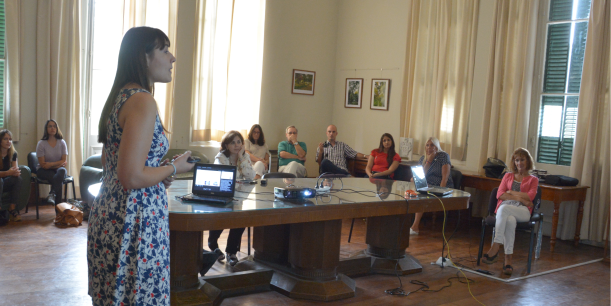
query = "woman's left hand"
(162, 175, 175, 188)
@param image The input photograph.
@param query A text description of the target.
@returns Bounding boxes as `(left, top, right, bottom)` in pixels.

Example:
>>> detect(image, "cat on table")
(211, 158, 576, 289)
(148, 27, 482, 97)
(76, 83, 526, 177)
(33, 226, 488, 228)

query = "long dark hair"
(98, 26, 170, 143)
(220, 131, 244, 158)
(377, 133, 396, 166)
(42, 119, 64, 140)
(0, 129, 16, 170)
(247, 124, 265, 146)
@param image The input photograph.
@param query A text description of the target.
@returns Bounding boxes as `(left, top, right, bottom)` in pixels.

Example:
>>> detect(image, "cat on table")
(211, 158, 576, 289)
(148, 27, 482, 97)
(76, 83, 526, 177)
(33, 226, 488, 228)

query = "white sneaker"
(410, 228, 418, 235)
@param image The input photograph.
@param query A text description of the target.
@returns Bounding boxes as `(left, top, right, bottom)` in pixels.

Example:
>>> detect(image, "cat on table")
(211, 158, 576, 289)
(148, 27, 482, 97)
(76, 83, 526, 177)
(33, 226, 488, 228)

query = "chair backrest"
(489, 186, 543, 216)
(318, 173, 348, 179)
(451, 169, 463, 189)
(262, 172, 296, 179)
(27, 152, 39, 175)
(83, 154, 103, 169)
(393, 164, 412, 182)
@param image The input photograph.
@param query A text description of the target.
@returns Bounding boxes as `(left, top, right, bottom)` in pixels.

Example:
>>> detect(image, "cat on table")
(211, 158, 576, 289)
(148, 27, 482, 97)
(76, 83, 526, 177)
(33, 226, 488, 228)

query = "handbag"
(483, 158, 508, 179)
(54, 203, 83, 227)
(542, 175, 579, 186)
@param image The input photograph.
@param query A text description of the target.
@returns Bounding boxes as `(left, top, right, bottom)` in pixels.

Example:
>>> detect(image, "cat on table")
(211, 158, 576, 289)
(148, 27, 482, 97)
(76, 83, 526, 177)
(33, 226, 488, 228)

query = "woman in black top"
(0, 130, 22, 221)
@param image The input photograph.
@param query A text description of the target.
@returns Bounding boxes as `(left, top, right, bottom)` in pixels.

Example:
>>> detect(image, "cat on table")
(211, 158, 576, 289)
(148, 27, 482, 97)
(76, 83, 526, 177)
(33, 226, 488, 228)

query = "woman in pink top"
(482, 148, 538, 275)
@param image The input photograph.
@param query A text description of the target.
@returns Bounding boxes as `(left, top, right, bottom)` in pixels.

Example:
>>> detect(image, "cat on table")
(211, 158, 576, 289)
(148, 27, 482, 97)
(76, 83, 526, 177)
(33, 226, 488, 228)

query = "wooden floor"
(0, 205, 608, 306)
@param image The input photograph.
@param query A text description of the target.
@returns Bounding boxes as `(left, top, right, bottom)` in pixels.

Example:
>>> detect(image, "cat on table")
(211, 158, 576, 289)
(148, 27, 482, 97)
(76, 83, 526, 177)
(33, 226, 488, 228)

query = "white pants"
(278, 161, 307, 178)
(493, 203, 531, 254)
(253, 161, 267, 176)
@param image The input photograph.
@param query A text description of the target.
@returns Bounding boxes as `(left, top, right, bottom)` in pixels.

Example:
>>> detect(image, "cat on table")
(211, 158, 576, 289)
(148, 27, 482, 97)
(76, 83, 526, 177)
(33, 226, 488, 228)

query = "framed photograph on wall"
(370, 79, 391, 111)
(344, 78, 363, 108)
(292, 69, 316, 95)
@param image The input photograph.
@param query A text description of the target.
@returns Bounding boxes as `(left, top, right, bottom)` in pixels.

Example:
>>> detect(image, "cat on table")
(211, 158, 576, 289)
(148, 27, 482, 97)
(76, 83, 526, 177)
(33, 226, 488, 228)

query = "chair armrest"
(79, 166, 103, 205)
(530, 212, 543, 222)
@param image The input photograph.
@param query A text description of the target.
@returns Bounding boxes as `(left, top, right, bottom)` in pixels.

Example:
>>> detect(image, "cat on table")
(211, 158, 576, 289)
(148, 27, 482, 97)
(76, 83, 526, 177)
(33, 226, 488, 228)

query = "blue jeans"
(319, 159, 350, 176)
(36, 167, 67, 203)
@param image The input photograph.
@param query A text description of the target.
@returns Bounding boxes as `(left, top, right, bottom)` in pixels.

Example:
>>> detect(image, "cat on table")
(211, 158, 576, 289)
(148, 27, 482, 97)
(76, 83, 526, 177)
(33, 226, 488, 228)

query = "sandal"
(503, 265, 513, 275)
(482, 251, 499, 264)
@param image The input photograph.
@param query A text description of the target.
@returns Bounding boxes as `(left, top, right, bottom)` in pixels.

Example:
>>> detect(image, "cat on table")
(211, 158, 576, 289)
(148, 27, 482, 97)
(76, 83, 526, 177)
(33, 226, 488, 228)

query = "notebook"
(180, 163, 237, 204)
(411, 165, 453, 196)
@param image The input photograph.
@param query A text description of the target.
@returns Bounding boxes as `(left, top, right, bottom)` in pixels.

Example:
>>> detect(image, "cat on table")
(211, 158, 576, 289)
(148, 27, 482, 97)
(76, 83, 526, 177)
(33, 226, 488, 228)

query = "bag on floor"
(483, 158, 508, 179)
(54, 203, 83, 227)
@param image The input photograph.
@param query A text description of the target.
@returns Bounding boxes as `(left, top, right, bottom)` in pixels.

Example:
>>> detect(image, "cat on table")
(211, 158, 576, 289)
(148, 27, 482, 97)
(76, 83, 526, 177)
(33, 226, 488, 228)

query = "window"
(535, 0, 591, 166)
(0, 0, 5, 127)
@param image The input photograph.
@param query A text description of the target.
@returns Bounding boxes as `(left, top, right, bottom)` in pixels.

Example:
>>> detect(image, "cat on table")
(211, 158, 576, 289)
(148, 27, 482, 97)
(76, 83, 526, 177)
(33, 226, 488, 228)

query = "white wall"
(331, 0, 409, 156)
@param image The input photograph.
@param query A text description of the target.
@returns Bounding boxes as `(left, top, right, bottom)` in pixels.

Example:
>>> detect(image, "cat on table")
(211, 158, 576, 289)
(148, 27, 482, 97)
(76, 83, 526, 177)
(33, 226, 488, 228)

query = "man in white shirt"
(315, 125, 367, 175)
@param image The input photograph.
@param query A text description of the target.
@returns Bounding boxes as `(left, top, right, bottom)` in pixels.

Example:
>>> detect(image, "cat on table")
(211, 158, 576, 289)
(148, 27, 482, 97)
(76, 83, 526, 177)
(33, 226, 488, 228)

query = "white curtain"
(120, 0, 179, 144)
(477, 0, 539, 173)
(5, 0, 20, 141)
(191, 0, 266, 142)
(567, 0, 610, 243)
(35, 0, 82, 198)
(400, 0, 479, 161)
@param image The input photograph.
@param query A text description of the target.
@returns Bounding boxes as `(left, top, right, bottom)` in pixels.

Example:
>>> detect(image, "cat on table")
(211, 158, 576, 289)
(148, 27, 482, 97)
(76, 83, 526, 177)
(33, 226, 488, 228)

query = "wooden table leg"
(574, 200, 585, 246)
(551, 202, 560, 252)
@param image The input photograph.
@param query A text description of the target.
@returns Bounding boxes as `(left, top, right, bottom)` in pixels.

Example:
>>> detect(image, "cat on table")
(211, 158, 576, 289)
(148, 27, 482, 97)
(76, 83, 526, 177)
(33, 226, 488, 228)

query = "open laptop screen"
(192, 164, 237, 197)
(411, 165, 429, 190)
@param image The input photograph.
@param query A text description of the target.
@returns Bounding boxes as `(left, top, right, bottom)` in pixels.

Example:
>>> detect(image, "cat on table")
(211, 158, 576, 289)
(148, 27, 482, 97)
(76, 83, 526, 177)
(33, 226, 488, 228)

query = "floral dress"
(87, 88, 170, 306)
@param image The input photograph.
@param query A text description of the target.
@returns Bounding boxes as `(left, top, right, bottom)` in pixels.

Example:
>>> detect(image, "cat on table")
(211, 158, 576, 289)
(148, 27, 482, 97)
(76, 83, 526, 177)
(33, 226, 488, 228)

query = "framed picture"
(370, 79, 391, 111)
(292, 69, 316, 95)
(345, 78, 363, 108)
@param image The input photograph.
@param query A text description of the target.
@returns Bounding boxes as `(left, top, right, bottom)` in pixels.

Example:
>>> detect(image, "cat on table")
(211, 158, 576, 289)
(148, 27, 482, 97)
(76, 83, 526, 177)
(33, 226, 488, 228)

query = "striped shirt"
(316, 141, 357, 171)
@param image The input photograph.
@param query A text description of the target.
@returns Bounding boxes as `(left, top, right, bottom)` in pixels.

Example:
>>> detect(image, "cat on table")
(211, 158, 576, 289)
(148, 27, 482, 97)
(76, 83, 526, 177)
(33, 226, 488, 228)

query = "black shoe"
(227, 253, 239, 266)
(46, 193, 56, 205)
(200, 248, 223, 276)
(482, 251, 499, 264)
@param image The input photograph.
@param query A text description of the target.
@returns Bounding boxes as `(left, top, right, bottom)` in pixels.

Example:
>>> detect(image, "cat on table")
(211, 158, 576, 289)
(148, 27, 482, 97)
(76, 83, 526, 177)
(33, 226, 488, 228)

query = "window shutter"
(537, 96, 563, 164)
(550, 0, 591, 21)
(558, 97, 579, 165)
(567, 21, 588, 93)
(543, 23, 571, 93)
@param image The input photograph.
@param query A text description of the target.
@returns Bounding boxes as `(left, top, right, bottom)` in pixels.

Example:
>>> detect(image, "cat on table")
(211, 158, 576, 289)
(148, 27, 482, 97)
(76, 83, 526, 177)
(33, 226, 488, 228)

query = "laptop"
(411, 165, 453, 196)
(180, 163, 237, 204)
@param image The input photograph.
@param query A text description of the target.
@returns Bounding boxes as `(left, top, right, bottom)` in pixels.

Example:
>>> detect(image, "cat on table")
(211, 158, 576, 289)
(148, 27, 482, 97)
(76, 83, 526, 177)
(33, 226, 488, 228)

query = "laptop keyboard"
(190, 194, 233, 203)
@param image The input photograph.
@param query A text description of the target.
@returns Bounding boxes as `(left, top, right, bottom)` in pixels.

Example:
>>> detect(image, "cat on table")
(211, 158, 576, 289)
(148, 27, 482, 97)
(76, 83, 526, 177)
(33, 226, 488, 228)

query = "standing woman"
(365, 133, 401, 179)
(410, 137, 454, 234)
(36, 119, 68, 205)
(482, 148, 538, 275)
(87, 27, 194, 306)
(0, 130, 22, 221)
(210, 130, 259, 266)
(244, 124, 270, 177)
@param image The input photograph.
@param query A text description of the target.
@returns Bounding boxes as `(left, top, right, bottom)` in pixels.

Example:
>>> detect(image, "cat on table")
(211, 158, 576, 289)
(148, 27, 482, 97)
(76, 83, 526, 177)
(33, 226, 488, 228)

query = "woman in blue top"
(36, 119, 68, 205)
(411, 137, 453, 234)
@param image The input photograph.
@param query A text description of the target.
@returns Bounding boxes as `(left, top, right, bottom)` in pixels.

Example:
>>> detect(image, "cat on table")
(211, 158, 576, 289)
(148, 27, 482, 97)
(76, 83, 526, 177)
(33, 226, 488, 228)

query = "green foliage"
(373, 82, 386, 107)
(294, 73, 313, 90)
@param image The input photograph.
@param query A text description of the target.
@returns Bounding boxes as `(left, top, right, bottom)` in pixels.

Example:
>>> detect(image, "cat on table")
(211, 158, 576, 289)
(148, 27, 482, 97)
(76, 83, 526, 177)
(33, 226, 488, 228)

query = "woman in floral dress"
(87, 27, 194, 306)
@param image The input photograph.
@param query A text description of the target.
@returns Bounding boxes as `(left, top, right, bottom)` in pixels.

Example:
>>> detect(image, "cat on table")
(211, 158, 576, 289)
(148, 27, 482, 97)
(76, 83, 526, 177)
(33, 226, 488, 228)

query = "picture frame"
(292, 69, 316, 95)
(344, 78, 363, 108)
(370, 79, 391, 111)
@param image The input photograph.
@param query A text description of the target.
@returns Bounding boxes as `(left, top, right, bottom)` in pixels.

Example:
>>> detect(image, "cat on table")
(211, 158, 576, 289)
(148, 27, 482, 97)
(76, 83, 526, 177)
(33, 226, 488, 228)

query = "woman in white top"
(210, 130, 260, 266)
(244, 124, 270, 176)
(36, 119, 68, 205)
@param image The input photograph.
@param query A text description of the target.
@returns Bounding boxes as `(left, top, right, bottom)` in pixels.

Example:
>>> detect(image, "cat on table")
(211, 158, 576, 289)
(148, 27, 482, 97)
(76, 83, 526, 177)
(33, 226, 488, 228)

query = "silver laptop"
(181, 163, 237, 204)
(411, 165, 453, 196)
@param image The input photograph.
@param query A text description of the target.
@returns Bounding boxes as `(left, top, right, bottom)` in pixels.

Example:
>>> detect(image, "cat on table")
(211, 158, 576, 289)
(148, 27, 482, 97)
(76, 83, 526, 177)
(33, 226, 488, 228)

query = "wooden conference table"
(461, 173, 589, 252)
(166, 177, 470, 305)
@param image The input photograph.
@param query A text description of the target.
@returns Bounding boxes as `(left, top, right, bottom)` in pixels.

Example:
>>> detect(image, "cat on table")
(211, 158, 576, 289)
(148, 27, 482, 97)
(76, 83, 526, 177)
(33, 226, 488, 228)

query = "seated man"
(278, 126, 307, 177)
(316, 125, 367, 175)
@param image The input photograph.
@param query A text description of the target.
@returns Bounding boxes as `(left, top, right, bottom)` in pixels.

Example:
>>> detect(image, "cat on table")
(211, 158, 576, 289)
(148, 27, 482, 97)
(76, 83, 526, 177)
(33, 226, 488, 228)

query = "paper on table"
(399, 137, 413, 160)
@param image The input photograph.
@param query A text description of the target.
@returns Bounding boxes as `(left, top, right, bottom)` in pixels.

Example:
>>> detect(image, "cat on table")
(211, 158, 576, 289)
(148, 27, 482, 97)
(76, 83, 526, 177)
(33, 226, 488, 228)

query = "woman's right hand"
(9, 167, 20, 177)
(172, 151, 196, 174)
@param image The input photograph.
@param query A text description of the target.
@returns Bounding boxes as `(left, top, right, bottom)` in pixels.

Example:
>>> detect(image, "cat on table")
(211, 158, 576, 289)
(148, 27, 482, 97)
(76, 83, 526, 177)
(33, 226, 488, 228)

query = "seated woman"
(482, 148, 538, 276)
(410, 137, 454, 235)
(245, 124, 270, 177)
(365, 133, 401, 179)
(210, 130, 260, 266)
(0, 130, 22, 221)
(36, 119, 68, 205)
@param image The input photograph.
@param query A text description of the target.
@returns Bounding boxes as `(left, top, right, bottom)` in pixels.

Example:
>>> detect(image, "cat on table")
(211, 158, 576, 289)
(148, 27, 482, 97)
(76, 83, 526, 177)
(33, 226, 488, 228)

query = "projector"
(274, 187, 317, 200)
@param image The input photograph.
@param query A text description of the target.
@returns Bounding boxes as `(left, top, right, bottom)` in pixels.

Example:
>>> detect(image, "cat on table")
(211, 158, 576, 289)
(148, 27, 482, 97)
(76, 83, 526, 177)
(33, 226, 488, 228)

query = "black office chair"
(477, 186, 543, 274)
(261, 172, 297, 179)
(450, 168, 463, 190)
(27, 152, 76, 219)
